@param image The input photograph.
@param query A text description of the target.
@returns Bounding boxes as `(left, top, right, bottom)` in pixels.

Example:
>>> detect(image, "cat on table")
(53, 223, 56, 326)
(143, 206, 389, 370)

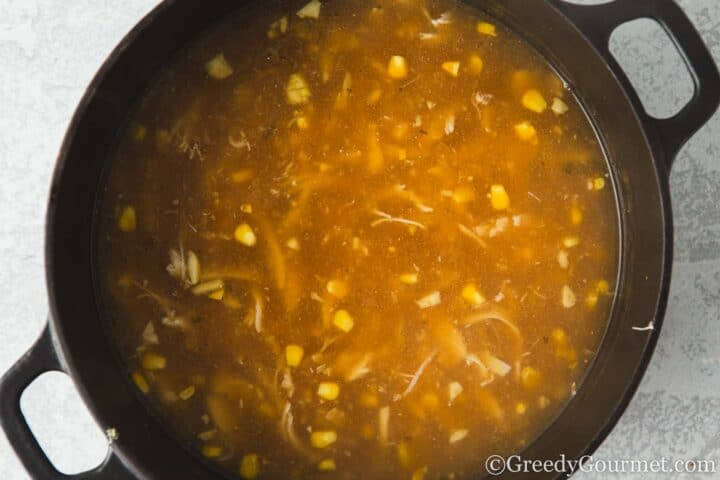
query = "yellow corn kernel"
(586, 292, 599, 309)
(367, 88, 382, 105)
(476, 21, 497, 36)
(515, 402, 527, 415)
(468, 54, 484, 75)
(286, 345, 304, 367)
(239, 454, 260, 479)
(441, 61, 460, 77)
(538, 395, 550, 409)
(522, 89, 548, 113)
(296, 116, 309, 130)
(118, 206, 137, 232)
(326, 279, 349, 299)
(240, 203, 253, 214)
(593, 177, 606, 190)
(155, 129, 171, 150)
(202, 445, 223, 458)
(317, 382, 340, 401)
(387, 55, 408, 79)
(130, 123, 147, 142)
(461, 283, 486, 306)
(333, 309, 354, 333)
(551, 328, 568, 346)
(520, 366, 541, 389)
(551, 97, 569, 115)
(231, 169, 254, 184)
(179, 385, 195, 400)
(286, 73, 312, 105)
(208, 289, 225, 301)
(399, 272, 419, 285)
(596, 280, 610, 294)
(490, 184, 510, 210)
(267, 16, 288, 39)
(310, 430, 337, 448)
(318, 459, 336, 472)
(141, 352, 167, 371)
(570, 205, 583, 225)
(234, 223, 257, 246)
(412, 467, 428, 480)
(563, 236, 580, 248)
(132, 371, 150, 393)
(286, 237, 300, 251)
(397, 442, 411, 467)
(452, 185, 475, 204)
(205, 54, 234, 80)
(514, 121, 538, 144)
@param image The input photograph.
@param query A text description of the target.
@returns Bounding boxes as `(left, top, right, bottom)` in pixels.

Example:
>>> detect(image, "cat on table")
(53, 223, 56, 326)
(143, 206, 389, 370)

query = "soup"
(97, 0, 619, 478)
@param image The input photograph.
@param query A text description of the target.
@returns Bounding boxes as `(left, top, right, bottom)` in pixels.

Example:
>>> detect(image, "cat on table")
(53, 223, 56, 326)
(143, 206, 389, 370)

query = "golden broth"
(97, 0, 619, 478)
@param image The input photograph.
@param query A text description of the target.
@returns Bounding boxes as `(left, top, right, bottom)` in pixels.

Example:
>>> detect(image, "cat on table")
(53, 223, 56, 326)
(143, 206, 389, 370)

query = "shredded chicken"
(394, 351, 437, 401)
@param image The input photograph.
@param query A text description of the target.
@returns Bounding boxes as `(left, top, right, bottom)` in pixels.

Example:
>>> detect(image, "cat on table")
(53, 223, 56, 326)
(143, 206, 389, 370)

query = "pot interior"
(46, 1, 667, 479)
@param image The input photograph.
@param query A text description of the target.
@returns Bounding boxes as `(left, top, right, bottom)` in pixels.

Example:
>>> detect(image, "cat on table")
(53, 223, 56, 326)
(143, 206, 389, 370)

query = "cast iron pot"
(2, 0, 719, 478)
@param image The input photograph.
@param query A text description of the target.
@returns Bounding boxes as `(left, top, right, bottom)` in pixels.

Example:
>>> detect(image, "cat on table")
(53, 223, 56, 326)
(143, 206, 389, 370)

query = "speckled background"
(0, 1, 718, 478)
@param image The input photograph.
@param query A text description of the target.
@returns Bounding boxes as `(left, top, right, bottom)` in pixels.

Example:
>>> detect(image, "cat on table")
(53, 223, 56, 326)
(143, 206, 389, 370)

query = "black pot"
(2, 0, 718, 479)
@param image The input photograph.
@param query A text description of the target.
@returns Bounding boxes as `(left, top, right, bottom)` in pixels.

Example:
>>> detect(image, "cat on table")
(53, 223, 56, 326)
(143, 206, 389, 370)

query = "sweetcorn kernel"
(461, 283, 486, 306)
(318, 459, 336, 472)
(490, 184, 510, 210)
(520, 366, 541, 389)
(208, 289, 225, 301)
(514, 121, 538, 144)
(586, 292, 599, 309)
(387, 55, 408, 79)
(551, 97, 569, 115)
(130, 123, 147, 142)
(522, 89, 548, 113)
(141, 352, 167, 371)
(468, 54, 484, 75)
(412, 467, 428, 480)
(202, 445, 223, 458)
(317, 382, 340, 401)
(234, 223, 257, 246)
(205, 54, 234, 80)
(179, 385, 196, 400)
(516, 402, 528, 415)
(132, 371, 150, 393)
(570, 205, 583, 225)
(399, 273, 419, 285)
(118, 206, 137, 232)
(333, 310, 354, 333)
(326, 280, 349, 299)
(551, 328, 568, 346)
(286, 345, 304, 367)
(476, 21, 497, 36)
(240, 454, 260, 479)
(310, 430, 337, 448)
(442, 61, 461, 77)
(593, 177, 606, 190)
(596, 280, 610, 294)
(452, 185, 475, 204)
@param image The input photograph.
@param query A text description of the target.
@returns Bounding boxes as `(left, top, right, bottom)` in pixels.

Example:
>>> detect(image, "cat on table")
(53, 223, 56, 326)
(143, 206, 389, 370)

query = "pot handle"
(0, 325, 134, 479)
(549, 0, 720, 168)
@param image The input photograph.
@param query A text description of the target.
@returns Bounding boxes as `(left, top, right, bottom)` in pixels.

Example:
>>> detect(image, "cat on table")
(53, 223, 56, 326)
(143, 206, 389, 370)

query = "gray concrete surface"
(0, 1, 718, 478)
